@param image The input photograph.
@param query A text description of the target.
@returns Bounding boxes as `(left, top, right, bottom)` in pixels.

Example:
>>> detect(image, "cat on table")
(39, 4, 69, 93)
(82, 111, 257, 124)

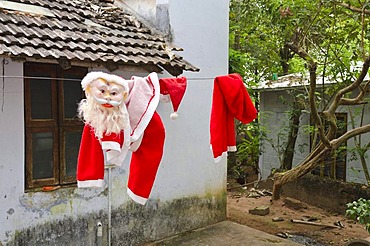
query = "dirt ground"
(227, 181, 370, 246)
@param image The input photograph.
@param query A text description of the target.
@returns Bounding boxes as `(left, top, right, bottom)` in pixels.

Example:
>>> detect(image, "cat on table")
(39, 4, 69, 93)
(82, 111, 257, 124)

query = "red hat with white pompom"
(159, 77, 187, 119)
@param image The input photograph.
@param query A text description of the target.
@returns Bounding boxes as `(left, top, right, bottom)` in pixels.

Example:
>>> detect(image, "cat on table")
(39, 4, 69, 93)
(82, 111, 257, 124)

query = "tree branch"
(331, 124, 370, 149)
(285, 43, 331, 147)
(326, 55, 370, 114)
(334, 2, 370, 15)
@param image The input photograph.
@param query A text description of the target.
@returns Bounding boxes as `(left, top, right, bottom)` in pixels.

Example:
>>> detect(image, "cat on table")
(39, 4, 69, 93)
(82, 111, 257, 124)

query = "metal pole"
(97, 222, 103, 246)
(107, 165, 113, 246)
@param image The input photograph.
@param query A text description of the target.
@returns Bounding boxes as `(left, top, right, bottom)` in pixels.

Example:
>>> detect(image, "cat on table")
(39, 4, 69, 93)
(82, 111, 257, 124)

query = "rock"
(249, 206, 270, 216)
(344, 238, 370, 246)
(283, 197, 308, 210)
(301, 215, 319, 221)
(262, 189, 273, 196)
(247, 192, 261, 198)
(272, 217, 284, 222)
(334, 221, 344, 228)
(275, 232, 291, 238)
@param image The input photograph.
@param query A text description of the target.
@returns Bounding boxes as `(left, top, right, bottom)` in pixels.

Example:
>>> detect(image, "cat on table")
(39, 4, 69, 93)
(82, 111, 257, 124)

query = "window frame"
(24, 62, 86, 190)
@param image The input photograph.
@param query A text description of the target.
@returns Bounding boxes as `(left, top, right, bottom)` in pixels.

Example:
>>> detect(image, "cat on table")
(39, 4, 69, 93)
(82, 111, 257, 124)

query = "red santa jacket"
(210, 73, 257, 162)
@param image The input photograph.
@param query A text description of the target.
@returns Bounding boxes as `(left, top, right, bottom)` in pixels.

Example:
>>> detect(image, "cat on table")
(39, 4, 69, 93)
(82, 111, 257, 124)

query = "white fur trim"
(160, 94, 171, 103)
(104, 125, 131, 166)
(127, 188, 147, 205)
(124, 123, 131, 146)
(130, 72, 160, 142)
(101, 141, 121, 151)
(77, 179, 105, 188)
(81, 71, 129, 92)
(228, 146, 237, 152)
(130, 134, 143, 152)
(106, 150, 120, 164)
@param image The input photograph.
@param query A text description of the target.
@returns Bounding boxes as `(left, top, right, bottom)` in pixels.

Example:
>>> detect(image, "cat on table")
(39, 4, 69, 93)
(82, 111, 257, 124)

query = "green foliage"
(229, 0, 370, 88)
(227, 121, 260, 184)
(346, 198, 370, 234)
(229, 0, 370, 181)
(229, 0, 285, 81)
(236, 125, 260, 167)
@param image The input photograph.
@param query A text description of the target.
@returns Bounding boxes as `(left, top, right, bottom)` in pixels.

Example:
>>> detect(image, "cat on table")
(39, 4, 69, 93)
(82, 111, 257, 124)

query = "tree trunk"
(279, 46, 293, 75)
(281, 106, 302, 170)
(272, 147, 330, 200)
(359, 153, 370, 183)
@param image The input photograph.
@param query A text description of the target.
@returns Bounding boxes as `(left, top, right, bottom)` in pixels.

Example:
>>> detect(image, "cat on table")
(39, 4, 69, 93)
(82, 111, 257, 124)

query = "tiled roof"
(0, 0, 199, 75)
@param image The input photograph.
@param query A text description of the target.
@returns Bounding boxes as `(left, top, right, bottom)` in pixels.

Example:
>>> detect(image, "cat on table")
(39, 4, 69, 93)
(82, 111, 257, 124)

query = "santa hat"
(159, 77, 187, 119)
(81, 71, 129, 92)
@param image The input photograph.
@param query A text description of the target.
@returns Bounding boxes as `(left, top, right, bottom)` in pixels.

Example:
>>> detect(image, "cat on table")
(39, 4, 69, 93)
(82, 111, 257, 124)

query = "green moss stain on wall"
(6, 193, 226, 246)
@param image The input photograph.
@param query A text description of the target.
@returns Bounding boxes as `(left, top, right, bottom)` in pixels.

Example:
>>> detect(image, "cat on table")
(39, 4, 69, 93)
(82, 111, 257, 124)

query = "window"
(311, 113, 347, 181)
(24, 63, 87, 189)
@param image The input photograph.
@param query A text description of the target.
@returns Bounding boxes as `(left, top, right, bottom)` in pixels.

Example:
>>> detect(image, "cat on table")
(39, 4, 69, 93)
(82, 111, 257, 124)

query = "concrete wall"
(259, 89, 370, 185)
(258, 90, 311, 179)
(343, 103, 370, 184)
(0, 0, 230, 245)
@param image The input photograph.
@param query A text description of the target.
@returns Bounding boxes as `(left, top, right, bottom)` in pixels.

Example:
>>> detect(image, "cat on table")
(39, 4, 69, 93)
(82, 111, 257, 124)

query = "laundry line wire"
(0, 75, 215, 82)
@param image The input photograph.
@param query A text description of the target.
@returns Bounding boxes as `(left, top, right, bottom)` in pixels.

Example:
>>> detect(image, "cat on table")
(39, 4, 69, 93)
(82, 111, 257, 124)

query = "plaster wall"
(123, 0, 230, 200)
(343, 103, 370, 184)
(119, 0, 171, 37)
(259, 89, 370, 184)
(259, 90, 310, 179)
(0, 60, 25, 235)
(0, 0, 230, 245)
(153, 0, 230, 200)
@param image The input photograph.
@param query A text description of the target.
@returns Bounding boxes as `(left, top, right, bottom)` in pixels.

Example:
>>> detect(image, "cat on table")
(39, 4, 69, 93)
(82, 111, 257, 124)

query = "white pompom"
(170, 112, 178, 120)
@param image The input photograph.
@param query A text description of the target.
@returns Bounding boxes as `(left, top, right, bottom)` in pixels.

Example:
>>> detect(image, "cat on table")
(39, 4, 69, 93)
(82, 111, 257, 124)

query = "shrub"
(346, 198, 370, 234)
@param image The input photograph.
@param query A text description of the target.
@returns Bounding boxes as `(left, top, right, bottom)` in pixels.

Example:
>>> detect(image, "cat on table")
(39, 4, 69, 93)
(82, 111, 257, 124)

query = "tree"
(229, 0, 370, 200)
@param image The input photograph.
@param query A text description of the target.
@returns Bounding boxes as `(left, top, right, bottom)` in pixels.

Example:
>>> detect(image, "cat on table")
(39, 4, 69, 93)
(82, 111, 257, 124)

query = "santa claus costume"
(210, 73, 257, 162)
(77, 72, 165, 205)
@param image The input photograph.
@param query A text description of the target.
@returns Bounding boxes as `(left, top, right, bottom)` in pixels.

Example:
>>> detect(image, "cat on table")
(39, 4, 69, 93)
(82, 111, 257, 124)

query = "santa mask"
(87, 78, 127, 108)
(78, 73, 130, 139)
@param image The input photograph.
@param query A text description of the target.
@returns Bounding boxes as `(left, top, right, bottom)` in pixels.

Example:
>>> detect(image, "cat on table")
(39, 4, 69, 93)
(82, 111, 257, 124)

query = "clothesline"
(0, 75, 215, 82)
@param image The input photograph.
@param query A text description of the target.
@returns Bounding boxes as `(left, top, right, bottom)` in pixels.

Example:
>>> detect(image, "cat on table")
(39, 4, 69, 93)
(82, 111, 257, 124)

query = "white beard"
(78, 98, 129, 139)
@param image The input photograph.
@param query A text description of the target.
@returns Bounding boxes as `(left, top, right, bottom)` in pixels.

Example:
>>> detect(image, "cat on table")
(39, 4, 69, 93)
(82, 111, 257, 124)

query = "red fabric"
(77, 125, 124, 183)
(77, 72, 164, 204)
(76, 114, 165, 203)
(101, 132, 123, 144)
(128, 112, 165, 199)
(210, 73, 257, 160)
(159, 77, 187, 112)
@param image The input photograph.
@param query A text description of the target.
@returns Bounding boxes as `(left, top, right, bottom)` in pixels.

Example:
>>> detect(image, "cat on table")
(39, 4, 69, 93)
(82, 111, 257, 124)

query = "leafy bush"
(346, 198, 370, 234)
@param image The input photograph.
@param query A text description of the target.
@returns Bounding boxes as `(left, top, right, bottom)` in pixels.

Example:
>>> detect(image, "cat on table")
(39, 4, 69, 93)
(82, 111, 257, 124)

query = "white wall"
(121, 0, 230, 199)
(259, 89, 370, 184)
(258, 90, 310, 179)
(0, 60, 128, 244)
(0, 0, 230, 244)
(149, 0, 230, 200)
(343, 104, 370, 184)
(0, 59, 25, 238)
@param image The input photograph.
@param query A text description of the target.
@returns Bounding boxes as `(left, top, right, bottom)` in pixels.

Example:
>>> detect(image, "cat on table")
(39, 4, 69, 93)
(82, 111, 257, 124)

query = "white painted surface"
(152, 0, 230, 200)
(0, 0, 230, 243)
(259, 89, 370, 184)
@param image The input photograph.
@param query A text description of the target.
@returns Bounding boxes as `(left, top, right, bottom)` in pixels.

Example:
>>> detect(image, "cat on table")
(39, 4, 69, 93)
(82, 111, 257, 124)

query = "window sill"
(25, 183, 77, 193)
